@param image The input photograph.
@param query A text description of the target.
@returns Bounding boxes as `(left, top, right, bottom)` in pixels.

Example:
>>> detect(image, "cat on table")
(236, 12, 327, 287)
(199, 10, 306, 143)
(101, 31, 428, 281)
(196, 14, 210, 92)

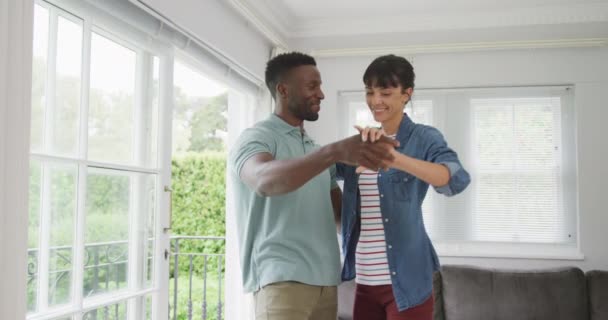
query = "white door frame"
(0, 0, 34, 319)
(154, 50, 175, 320)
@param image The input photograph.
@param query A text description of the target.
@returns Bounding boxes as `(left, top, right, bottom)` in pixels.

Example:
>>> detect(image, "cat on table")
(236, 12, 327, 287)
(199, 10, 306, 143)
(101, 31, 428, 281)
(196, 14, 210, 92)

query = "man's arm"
(330, 187, 342, 233)
(239, 135, 398, 197)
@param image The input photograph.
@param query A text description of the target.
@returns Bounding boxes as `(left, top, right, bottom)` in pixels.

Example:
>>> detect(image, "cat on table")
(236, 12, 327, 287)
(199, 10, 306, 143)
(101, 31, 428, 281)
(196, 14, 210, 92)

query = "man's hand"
(353, 126, 396, 172)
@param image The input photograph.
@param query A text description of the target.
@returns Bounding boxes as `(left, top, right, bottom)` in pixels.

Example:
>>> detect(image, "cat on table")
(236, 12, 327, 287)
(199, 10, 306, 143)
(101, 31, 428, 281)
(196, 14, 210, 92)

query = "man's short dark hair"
(363, 54, 415, 91)
(265, 52, 317, 99)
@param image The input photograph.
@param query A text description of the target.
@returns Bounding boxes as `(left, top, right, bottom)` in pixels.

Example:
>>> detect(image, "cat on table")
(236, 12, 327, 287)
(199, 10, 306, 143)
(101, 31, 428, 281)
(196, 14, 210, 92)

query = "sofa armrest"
(433, 271, 445, 320)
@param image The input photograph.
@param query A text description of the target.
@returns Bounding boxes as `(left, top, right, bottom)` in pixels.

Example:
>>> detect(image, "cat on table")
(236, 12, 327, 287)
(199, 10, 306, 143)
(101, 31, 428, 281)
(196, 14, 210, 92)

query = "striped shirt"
(355, 168, 392, 286)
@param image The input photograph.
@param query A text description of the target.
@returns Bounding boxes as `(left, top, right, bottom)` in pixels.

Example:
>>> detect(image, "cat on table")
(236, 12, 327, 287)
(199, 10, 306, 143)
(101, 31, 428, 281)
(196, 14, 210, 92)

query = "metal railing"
(27, 236, 225, 320)
(27, 240, 132, 318)
(170, 236, 225, 320)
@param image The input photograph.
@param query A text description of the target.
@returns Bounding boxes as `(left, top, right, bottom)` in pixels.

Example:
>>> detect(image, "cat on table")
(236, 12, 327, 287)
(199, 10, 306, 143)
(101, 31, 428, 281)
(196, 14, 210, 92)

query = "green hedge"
(170, 152, 227, 320)
(171, 152, 227, 276)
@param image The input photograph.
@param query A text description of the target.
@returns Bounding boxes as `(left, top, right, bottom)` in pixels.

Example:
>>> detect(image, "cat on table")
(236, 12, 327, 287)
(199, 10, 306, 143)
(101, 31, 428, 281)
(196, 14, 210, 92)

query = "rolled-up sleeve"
(422, 127, 471, 196)
(228, 127, 276, 178)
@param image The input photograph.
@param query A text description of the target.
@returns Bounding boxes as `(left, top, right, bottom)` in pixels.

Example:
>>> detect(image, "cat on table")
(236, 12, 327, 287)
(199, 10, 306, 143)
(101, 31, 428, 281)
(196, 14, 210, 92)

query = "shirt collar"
(268, 113, 301, 134)
(396, 113, 415, 142)
(268, 114, 314, 143)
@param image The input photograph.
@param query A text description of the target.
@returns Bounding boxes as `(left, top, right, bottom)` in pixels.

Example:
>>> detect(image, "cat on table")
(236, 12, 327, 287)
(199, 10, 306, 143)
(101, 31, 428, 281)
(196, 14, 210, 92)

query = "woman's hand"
(354, 125, 385, 142)
(354, 125, 396, 173)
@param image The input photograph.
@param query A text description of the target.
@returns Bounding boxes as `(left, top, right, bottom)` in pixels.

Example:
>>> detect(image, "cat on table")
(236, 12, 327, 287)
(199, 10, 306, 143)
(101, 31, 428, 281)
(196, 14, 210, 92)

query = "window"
(340, 86, 578, 258)
(28, 2, 167, 318)
(29, 0, 266, 319)
(472, 97, 566, 243)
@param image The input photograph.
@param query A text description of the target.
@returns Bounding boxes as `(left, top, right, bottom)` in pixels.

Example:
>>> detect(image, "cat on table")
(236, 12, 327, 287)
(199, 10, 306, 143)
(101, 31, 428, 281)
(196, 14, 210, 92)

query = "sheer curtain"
(225, 88, 272, 320)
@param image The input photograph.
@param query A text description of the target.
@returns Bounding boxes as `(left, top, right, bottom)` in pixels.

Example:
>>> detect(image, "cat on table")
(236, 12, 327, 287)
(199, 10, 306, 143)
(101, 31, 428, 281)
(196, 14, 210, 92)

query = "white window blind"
(472, 97, 566, 244)
(340, 86, 578, 257)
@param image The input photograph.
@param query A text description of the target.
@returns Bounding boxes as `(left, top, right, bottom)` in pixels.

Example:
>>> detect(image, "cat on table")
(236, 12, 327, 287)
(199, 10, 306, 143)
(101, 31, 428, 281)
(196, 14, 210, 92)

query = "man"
(229, 52, 397, 320)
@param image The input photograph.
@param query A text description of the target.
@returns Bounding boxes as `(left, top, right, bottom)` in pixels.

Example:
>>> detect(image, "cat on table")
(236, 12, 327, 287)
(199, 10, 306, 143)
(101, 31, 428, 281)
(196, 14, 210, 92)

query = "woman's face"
(365, 85, 412, 123)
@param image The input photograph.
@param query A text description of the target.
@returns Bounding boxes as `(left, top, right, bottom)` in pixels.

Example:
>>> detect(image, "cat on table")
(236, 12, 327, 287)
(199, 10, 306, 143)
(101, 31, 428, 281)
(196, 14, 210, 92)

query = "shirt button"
(378, 174, 381, 177)
(392, 272, 397, 276)
(388, 245, 393, 249)
(385, 218, 389, 222)
(380, 194, 384, 197)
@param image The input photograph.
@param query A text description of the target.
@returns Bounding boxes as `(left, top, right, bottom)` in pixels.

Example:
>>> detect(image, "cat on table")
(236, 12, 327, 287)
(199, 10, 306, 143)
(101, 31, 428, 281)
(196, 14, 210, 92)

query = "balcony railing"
(27, 240, 132, 318)
(170, 236, 225, 320)
(27, 236, 225, 320)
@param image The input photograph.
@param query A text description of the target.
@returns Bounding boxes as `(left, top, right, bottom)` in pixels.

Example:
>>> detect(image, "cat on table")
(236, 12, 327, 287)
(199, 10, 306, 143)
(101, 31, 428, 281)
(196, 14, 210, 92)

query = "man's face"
(283, 65, 325, 121)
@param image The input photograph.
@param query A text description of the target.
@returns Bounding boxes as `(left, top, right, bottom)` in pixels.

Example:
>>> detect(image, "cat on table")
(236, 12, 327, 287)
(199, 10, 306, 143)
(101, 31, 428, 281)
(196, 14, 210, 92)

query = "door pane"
(83, 301, 127, 320)
(84, 168, 130, 296)
(132, 55, 160, 168)
(28, 160, 42, 312)
(145, 295, 153, 320)
(52, 16, 82, 156)
(88, 33, 135, 164)
(144, 173, 156, 289)
(84, 168, 157, 296)
(144, 57, 160, 168)
(48, 164, 78, 306)
(31, 4, 49, 153)
(27, 161, 78, 311)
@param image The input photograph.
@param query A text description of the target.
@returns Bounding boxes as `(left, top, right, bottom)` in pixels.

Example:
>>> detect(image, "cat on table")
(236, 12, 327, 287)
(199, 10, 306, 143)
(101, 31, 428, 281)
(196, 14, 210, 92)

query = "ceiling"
(279, 0, 598, 19)
(225, 0, 608, 56)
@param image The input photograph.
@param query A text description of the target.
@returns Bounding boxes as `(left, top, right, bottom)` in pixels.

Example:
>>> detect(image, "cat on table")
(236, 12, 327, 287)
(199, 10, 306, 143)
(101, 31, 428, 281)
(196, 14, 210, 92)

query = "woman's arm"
(389, 151, 450, 187)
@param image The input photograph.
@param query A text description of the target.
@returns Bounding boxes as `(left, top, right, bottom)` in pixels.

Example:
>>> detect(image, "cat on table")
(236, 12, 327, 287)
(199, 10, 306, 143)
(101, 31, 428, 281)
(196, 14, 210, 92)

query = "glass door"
(28, 2, 173, 319)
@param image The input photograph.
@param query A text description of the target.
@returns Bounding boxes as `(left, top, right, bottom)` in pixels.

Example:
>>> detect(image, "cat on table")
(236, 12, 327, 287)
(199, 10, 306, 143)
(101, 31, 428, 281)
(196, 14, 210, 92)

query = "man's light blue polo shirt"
(229, 114, 341, 293)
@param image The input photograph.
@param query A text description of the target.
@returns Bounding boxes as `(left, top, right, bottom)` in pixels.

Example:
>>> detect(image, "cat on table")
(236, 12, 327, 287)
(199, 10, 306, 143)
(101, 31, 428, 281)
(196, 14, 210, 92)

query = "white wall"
(136, 0, 271, 81)
(307, 47, 608, 271)
(0, 0, 33, 319)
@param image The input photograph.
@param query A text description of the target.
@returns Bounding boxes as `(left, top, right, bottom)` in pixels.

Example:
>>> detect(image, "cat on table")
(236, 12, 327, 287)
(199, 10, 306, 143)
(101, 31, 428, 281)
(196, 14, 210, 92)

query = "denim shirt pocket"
(388, 170, 415, 201)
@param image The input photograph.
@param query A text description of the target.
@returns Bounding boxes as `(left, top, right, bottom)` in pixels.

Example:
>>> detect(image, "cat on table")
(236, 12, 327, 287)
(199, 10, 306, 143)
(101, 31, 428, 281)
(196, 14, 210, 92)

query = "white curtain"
(225, 88, 272, 320)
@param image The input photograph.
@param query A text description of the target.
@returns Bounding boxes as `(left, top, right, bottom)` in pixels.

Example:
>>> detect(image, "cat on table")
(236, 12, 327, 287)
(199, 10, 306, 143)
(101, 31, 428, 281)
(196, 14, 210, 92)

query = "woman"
(337, 55, 471, 320)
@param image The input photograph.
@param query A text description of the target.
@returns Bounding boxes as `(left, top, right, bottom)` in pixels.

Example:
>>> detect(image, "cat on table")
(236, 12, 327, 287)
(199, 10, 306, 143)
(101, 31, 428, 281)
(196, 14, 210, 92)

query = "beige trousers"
(254, 281, 338, 320)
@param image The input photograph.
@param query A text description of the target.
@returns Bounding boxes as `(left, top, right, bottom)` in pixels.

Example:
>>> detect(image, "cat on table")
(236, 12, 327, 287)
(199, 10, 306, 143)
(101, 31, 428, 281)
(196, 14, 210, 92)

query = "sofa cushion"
(587, 270, 608, 320)
(440, 265, 588, 320)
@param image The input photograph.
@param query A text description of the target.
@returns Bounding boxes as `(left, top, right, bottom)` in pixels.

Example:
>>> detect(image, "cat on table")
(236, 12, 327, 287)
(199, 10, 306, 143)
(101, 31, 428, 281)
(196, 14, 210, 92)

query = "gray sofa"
(338, 265, 608, 320)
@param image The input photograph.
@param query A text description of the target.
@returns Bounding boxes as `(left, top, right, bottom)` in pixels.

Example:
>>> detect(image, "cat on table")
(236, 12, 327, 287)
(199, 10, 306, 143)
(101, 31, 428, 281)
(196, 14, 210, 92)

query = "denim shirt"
(336, 114, 471, 311)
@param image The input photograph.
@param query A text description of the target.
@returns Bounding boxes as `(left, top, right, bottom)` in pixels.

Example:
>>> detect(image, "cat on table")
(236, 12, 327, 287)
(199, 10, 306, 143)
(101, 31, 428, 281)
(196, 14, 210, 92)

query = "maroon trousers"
(353, 284, 434, 320)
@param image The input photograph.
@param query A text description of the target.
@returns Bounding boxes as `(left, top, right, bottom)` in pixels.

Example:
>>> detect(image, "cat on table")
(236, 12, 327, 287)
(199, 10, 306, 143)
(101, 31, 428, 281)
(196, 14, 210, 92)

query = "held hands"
(335, 126, 399, 172)
(354, 126, 397, 173)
